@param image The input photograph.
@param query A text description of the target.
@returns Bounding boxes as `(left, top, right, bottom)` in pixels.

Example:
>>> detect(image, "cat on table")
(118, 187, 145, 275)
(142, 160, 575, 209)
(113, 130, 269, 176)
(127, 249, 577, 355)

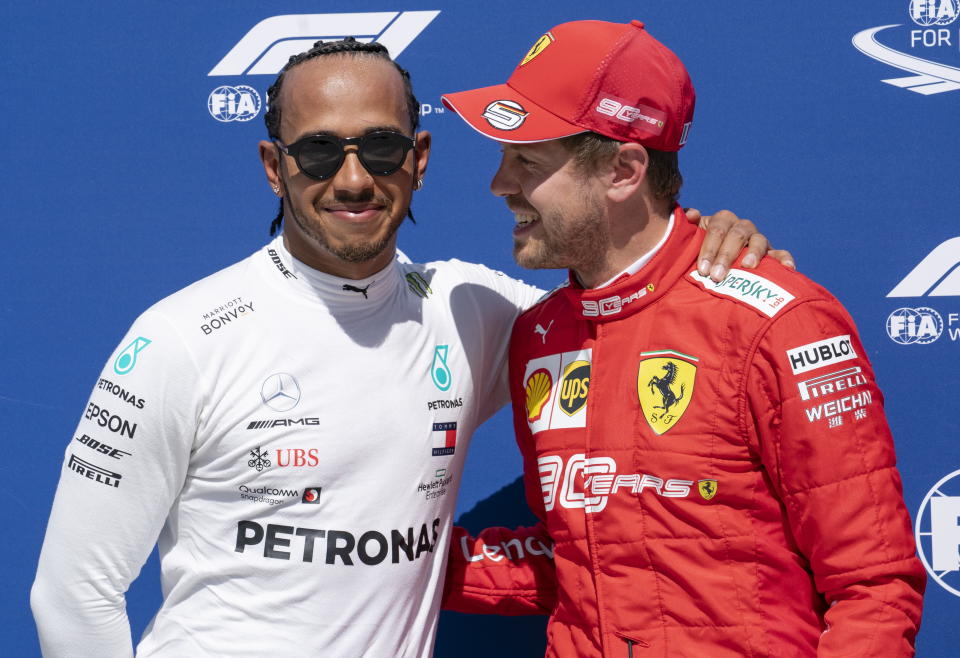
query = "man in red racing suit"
(440, 18, 924, 658)
(445, 215, 924, 656)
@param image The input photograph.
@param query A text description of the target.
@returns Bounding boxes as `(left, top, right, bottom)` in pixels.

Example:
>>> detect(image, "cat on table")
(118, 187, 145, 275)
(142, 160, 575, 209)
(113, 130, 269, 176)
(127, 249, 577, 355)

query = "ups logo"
(559, 360, 590, 416)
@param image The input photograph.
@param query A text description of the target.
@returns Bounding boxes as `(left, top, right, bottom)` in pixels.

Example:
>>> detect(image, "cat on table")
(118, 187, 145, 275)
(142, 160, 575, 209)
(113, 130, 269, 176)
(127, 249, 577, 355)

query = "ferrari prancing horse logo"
(638, 350, 698, 435)
(698, 479, 718, 500)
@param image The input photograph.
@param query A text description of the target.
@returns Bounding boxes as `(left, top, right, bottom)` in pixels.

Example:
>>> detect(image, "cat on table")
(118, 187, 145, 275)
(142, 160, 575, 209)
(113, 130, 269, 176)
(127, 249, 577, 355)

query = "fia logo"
(853, 1, 960, 94)
(916, 469, 960, 597)
(910, 0, 959, 26)
(207, 85, 261, 122)
(886, 307, 944, 344)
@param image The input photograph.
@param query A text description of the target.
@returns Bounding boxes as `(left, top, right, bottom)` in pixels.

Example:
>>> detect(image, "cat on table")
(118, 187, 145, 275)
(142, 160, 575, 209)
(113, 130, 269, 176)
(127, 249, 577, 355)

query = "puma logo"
(534, 320, 554, 343)
(342, 283, 371, 299)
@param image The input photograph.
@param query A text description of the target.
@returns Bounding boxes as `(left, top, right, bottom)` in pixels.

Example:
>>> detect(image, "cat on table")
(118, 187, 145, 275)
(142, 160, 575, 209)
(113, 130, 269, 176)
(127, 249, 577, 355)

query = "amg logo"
(247, 418, 320, 429)
(235, 518, 441, 565)
(68, 454, 122, 488)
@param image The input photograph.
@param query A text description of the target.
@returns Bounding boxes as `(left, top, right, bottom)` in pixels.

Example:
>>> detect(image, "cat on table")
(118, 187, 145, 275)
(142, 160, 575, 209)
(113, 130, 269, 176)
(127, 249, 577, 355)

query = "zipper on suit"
(614, 631, 649, 656)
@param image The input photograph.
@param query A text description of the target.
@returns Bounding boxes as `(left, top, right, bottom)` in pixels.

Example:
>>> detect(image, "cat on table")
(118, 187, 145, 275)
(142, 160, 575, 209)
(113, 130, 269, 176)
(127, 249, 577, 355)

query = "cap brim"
(441, 83, 585, 144)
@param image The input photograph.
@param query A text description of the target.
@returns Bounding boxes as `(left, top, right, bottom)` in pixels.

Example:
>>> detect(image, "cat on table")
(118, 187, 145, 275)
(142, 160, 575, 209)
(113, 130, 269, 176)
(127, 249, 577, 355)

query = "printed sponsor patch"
(804, 390, 874, 425)
(786, 335, 857, 375)
(432, 422, 457, 456)
(689, 269, 794, 317)
(523, 350, 592, 434)
(595, 93, 666, 134)
(796, 367, 867, 401)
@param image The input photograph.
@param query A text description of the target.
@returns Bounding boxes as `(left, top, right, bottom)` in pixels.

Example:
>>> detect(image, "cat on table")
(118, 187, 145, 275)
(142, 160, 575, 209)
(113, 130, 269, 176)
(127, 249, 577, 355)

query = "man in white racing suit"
(30, 38, 782, 657)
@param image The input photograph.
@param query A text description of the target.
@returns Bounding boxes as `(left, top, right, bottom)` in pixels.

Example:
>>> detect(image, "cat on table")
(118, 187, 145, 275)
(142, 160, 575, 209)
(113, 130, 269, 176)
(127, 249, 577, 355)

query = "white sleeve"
(31, 310, 203, 657)
(451, 263, 545, 423)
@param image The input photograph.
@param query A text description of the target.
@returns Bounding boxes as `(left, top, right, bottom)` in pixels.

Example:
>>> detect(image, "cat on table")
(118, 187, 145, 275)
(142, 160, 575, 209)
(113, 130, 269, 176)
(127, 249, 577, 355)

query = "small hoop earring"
(414, 178, 424, 191)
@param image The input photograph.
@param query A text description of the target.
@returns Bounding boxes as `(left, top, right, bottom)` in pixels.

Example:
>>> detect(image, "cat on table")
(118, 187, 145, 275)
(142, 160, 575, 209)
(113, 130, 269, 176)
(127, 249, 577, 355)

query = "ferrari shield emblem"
(520, 32, 555, 66)
(698, 479, 718, 501)
(637, 350, 698, 435)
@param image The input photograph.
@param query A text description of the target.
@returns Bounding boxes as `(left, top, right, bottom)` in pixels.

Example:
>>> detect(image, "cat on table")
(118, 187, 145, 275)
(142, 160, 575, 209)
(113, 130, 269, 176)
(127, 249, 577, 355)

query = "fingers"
(697, 210, 757, 281)
(741, 233, 769, 270)
(768, 248, 796, 270)
(683, 207, 703, 227)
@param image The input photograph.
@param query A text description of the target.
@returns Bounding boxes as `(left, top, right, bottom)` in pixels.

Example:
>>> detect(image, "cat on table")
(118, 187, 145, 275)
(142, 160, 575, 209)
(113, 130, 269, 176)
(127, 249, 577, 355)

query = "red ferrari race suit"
(444, 213, 925, 657)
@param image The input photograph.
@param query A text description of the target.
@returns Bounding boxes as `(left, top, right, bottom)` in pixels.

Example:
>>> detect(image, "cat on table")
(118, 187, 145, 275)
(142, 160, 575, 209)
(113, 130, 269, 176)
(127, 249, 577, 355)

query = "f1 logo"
(887, 237, 960, 297)
(209, 11, 441, 76)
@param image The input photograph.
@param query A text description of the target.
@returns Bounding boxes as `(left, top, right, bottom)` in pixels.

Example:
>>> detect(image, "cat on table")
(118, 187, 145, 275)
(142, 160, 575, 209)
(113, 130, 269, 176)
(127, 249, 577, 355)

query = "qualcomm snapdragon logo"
(853, 0, 960, 95)
(205, 11, 440, 123)
(885, 237, 960, 345)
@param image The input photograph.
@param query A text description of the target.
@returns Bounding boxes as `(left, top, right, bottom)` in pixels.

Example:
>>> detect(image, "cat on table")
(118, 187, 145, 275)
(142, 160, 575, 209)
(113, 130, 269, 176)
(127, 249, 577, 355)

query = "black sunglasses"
(276, 130, 416, 181)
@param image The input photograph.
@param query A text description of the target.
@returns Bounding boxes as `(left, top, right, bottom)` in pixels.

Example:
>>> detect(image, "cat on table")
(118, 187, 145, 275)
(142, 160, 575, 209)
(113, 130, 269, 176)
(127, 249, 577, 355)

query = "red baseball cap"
(441, 20, 695, 151)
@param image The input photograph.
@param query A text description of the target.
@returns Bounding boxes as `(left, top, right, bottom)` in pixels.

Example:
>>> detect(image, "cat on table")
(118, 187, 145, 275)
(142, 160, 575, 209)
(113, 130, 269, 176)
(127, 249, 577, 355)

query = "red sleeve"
(747, 298, 925, 656)
(442, 521, 557, 615)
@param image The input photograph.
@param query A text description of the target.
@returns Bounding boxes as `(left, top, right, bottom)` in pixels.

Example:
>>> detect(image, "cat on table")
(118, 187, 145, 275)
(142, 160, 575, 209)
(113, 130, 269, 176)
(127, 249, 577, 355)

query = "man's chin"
(327, 237, 394, 264)
(513, 243, 550, 271)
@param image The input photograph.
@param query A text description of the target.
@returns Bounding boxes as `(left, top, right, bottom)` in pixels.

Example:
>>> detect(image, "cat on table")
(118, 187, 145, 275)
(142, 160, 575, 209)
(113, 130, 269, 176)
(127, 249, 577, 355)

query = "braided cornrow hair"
(265, 38, 422, 236)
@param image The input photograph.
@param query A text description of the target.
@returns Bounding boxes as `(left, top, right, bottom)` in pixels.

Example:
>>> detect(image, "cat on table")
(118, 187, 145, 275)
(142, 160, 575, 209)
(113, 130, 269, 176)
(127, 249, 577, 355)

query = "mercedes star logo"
(260, 373, 301, 411)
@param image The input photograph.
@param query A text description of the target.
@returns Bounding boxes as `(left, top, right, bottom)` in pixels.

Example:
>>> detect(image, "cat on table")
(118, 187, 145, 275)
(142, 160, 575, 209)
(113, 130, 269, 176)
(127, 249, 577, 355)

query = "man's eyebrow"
(289, 125, 410, 142)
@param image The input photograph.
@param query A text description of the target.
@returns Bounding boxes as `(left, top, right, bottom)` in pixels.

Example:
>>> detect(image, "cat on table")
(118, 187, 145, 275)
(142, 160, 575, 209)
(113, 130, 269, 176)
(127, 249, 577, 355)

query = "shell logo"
(526, 369, 554, 421)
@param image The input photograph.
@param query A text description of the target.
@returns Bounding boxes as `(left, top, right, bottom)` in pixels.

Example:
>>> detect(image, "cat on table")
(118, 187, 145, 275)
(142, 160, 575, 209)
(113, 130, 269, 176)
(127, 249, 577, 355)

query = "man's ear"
(606, 143, 649, 203)
(413, 130, 431, 183)
(259, 140, 282, 194)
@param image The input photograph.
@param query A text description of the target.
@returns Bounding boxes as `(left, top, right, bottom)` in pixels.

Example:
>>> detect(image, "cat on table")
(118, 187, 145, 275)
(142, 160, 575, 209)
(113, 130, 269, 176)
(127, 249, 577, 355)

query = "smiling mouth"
(322, 205, 385, 222)
(513, 214, 541, 234)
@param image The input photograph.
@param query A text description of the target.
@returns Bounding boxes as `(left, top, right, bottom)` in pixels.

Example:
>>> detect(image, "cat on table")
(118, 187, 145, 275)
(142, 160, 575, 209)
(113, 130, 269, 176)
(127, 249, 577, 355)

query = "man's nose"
(489, 155, 519, 197)
(333, 147, 374, 193)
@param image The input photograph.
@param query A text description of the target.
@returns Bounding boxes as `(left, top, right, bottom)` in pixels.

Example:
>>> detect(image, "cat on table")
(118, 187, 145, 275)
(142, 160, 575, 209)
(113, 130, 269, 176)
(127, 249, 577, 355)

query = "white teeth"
(515, 214, 538, 226)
